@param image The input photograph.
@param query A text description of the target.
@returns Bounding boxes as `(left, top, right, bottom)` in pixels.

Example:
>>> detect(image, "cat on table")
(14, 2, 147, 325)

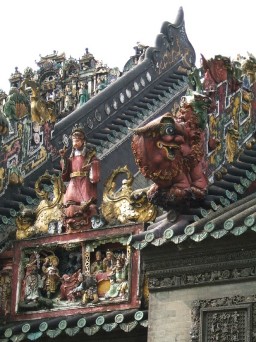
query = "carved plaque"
(191, 295, 256, 342)
(200, 305, 251, 342)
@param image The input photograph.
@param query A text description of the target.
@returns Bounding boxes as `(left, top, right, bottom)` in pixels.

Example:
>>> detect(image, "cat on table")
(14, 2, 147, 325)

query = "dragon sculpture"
(101, 165, 157, 224)
(16, 172, 65, 239)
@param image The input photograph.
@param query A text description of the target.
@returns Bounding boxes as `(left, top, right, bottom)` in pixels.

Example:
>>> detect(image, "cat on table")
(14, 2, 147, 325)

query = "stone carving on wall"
(148, 264, 256, 290)
(190, 294, 256, 341)
(146, 249, 256, 291)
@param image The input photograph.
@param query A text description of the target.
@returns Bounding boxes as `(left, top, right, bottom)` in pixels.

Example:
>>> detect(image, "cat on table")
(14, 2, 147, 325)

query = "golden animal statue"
(101, 165, 157, 224)
(20, 79, 56, 124)
(16, 172, 65, 239)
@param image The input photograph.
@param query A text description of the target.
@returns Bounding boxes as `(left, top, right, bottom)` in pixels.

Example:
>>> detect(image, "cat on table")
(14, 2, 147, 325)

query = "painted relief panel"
(0, 119, 57, 196)
(207, 85, 255, 175)
(11, 225, 142, 320)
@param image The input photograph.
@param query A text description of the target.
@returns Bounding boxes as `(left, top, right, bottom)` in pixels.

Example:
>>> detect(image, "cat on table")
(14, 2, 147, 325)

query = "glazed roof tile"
(0, 309, 148, 341)
(52, 9, 193, 159)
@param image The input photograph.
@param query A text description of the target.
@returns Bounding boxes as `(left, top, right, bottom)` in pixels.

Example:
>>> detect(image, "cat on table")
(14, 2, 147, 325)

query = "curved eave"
(0, 309, 148, 341)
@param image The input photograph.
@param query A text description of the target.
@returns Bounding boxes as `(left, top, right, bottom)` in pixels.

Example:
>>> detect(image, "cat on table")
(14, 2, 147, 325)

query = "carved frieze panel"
(148, 264, 256, 290)
(146, 248, 256, 291)
(145, 248, 256, 273)
(10, 224, 142, 321)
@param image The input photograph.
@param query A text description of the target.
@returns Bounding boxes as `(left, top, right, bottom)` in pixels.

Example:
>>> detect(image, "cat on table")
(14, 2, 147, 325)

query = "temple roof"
(1, 6, 256, 341)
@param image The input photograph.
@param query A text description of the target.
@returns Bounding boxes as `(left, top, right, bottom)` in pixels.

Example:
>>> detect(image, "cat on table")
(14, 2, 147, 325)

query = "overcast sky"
(1, 0, 255, 93)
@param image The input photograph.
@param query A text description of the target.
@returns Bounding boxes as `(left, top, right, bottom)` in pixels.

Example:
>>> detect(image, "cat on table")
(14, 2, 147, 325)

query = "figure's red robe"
(61, 151, 100, 205)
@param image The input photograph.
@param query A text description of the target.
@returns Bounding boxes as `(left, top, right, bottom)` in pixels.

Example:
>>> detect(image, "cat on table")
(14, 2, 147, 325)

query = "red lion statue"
(131, 93, 212, 209)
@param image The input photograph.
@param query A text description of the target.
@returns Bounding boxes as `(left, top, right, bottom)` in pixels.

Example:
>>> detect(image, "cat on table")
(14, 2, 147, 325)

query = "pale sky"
(1, 0, 255, 93)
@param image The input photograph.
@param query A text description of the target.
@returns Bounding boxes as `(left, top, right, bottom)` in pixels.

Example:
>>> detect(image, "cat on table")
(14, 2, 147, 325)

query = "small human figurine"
(64, 253, 82, 275)
(90, 250, 104, 275)
(92, 250, 116, 286)
(41, 256, 60, 299)
(22, 253, 41, 303)
(114, 257, 128, 298)
(78, 84, 89, 107)
(103, 250, 116, 274)
(59, 269, 81, 301)
(59, 124, 100, 230)
(62, 85, 73, 113)
(70, 272, 99, 305)
(104, 258, 128, 300)
(96, 77, 107, 93)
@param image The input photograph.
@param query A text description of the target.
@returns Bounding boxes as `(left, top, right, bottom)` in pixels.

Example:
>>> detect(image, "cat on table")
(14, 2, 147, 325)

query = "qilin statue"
(101, 165, 157, 224)
(131, 93, 212, 209)
(20, 79, 56, 124)
(16, 172, 65, 239)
